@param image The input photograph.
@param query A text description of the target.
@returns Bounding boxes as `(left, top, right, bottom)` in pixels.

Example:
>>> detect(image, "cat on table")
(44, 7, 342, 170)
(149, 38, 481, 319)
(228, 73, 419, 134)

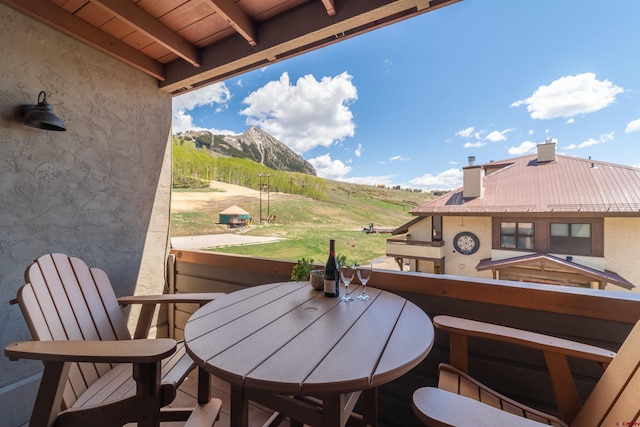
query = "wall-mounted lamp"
(22, 91, 66, 131)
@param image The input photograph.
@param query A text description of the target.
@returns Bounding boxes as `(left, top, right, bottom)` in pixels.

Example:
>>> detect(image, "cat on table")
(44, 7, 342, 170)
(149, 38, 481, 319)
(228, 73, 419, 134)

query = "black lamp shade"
(22, 91, 66, 131)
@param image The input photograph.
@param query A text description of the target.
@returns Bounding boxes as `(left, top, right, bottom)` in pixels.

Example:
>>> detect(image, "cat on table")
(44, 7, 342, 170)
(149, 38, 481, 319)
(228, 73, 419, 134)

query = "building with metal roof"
(387, 141, 640, 290)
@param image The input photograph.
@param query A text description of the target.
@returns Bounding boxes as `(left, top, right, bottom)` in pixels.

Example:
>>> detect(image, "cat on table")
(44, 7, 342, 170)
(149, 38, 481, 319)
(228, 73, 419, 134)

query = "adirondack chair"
(412, 315, 639, 427)
(4, 253, 224, 427)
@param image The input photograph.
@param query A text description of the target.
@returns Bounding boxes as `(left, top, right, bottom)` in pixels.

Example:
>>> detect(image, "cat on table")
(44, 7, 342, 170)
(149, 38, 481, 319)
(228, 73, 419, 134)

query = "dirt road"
(171, 181, 296, 212)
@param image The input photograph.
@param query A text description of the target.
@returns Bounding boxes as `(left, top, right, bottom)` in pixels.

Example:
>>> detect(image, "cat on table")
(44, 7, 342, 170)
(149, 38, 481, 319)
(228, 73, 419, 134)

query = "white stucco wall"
(0, 5, 172, 425)
(604, 217, 640, 291)
(443, 216, 493, 278)
(408, 218, 431, 241)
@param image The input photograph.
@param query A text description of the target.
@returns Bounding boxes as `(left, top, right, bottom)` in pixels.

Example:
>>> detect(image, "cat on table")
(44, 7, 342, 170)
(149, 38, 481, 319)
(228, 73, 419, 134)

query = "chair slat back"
(571, 320, 640, 426)
(18, 253, 132, 407)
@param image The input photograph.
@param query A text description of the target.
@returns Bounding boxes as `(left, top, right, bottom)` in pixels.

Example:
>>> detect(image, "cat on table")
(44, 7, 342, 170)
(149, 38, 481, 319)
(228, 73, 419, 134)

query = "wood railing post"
(450, 333, 468, 373)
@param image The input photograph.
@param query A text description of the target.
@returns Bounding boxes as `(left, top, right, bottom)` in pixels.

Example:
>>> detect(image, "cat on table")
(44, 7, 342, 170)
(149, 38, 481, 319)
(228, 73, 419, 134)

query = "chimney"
(537, 137, 557, 163)
(463, 163, 484, 199)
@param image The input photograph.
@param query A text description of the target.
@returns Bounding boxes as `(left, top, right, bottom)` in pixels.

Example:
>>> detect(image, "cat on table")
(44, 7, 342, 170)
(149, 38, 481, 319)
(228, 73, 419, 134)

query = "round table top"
(184, 281, 434, 395)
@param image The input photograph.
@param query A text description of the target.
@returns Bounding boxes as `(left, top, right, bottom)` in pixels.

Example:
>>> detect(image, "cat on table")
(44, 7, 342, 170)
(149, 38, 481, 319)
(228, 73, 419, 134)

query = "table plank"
(211, 290, 341, 388)
(186, 282, 314, 370)
(187, 282, 294, 324)
(373, 301, 434, 384)
(303, 290, 405, 394)
(243, 288, 384, 394)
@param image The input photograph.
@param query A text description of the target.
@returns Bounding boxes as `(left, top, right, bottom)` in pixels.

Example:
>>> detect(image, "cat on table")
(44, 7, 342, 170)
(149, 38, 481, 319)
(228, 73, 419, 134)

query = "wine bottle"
(324, 239, 340, 297)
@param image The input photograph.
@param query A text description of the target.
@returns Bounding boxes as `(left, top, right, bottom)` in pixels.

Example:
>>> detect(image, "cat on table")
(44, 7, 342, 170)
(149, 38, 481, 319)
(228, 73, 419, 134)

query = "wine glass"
(356, 264, 372, 301)
(339, 264, 355, 302)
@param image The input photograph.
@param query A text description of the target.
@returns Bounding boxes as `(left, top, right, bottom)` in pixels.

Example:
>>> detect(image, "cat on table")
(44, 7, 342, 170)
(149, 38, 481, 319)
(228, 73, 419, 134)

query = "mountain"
(178, 127, 316, 175)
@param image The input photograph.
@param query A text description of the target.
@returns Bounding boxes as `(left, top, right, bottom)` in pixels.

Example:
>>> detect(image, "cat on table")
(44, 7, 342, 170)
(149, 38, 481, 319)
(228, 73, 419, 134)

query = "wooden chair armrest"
(118, 293, 225, 306)
(119, 293, 224, 339)
(4, 339, 176, 363)
(434, 315, 616, 363)
(413, 387, 547, 427)
(434, 315, 616, 424)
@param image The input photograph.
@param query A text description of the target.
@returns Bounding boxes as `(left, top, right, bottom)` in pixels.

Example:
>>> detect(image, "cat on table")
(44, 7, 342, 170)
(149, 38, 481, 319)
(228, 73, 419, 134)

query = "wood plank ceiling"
(2, 0, 461, 95)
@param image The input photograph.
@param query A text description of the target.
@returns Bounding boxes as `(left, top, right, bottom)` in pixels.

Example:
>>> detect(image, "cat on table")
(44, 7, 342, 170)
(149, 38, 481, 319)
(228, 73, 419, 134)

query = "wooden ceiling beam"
(162, 0, 462, 93)
(1, 0, 165, 80)
(90, 0, 201, 67)
(207, 0, 257, 46)
(1, 0, 462, 90)
(321, 0, 336, 16)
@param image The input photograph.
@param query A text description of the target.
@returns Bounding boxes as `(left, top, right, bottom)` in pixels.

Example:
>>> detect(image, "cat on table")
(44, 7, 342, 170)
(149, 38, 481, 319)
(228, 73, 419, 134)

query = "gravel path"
(171, 234, 283, 250)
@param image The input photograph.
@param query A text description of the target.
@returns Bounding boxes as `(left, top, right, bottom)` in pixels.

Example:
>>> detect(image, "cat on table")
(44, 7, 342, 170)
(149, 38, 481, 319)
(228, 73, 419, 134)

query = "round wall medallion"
(453, 231, 479, 255)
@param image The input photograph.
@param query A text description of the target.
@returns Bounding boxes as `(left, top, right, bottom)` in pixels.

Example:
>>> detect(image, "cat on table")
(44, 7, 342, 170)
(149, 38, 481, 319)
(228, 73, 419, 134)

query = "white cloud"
(510, 73, 623, 119)
(240, 72, 357, 154)
(528, 129, 534, 135)
(600, 131, 615, 141)
(565, 118, 575, 124)
(457, 127, 511, 144)
(456, 127, 475, 138)
(383, 59, 392, 74)
(354, 144, 363, 157)
(389, 155, 410, 162)
(625, 118, 640, 133)
(409, 168, 463, 191)
(508, 141, 537, 155)
(340, 175, 394, 186)
(172, 83, 232, 133)
(485, 129, 513, 142)
(464, 142, 486, 148)
(307, 154, 352, 180)
(173, 110, 196, 134)
(565, 132, 614, 150)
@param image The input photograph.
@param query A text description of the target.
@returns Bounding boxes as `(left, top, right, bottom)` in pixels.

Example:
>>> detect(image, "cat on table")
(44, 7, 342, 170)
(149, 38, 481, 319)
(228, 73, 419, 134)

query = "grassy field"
(170, 179, 436, 265)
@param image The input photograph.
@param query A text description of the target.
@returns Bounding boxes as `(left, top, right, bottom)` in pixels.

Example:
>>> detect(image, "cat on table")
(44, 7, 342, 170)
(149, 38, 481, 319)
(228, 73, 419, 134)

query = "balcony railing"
(167, 249, 640, 427)
(386, 237, 445, 261)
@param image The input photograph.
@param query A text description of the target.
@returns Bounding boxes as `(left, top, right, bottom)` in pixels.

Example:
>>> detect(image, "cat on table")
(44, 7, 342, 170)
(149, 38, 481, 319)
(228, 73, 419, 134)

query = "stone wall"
(0, 5, 172, 425)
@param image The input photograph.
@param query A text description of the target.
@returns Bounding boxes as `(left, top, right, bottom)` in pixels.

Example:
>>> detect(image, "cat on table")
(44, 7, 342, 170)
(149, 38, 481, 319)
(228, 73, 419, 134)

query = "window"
(550, 223, 592, 255)
(500, 222, 535, 250)
(432, 216, 442, 242)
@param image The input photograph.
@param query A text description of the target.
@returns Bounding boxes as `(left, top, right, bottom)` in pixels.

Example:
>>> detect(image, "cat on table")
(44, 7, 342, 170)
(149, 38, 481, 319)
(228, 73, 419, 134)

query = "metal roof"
(2, 0, 461, 95)
(412, 154, 640, 216)
(476, 253, 634, 290)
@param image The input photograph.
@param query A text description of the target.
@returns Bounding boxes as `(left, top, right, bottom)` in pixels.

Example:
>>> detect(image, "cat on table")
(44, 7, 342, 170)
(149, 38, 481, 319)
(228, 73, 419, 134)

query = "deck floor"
(167, 369, 293, 427)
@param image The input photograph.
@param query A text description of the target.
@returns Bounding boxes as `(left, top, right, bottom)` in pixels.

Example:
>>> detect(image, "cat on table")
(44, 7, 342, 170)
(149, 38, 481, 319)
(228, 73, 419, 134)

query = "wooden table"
(184, 281, 434, 427)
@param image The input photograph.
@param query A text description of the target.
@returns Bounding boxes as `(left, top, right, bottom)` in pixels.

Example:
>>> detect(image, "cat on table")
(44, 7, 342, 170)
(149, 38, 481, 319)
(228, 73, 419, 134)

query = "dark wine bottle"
(324, 239, 340, 297)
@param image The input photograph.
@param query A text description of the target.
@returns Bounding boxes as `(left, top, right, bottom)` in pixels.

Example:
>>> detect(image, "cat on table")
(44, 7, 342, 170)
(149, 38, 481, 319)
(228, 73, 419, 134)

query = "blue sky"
(172, 0, 640, 190)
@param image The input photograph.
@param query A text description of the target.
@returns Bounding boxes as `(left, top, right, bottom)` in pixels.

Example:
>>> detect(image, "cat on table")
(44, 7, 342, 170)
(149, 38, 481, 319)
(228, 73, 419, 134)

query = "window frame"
(499, 221, 535, 251)
(492, 217, 602, 257)
(549, 222, 593, 256)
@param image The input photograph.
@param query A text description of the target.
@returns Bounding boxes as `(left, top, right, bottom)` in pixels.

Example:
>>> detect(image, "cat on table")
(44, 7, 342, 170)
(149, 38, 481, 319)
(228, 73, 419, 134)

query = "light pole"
(257, 173, 272, 222)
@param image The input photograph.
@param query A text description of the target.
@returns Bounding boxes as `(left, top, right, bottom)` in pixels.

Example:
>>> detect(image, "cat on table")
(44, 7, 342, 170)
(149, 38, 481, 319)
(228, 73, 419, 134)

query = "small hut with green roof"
(218, 205, 251, 226)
